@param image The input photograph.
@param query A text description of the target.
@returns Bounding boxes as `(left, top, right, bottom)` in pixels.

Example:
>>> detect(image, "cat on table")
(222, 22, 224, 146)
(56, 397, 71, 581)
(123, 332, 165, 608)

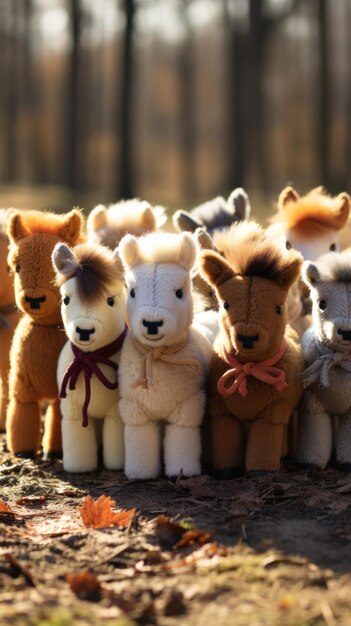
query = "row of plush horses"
(1, 185, 351, 479)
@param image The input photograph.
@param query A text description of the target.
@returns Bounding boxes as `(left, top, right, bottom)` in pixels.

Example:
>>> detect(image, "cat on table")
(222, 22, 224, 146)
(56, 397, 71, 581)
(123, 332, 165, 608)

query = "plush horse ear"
(141, 205, 156, 230)
(87, 204, 108, 234)
(118, 234, 142, 269)
(228, 187, 251, 221)
(7, 211, 29, 243)
(278, 186, 300, 210)
(301, 261, 321, 287)
(177, 232, 198, 271)
(333, 192, 350, 229)
(172, 210, 202, 233)
(58, 208, 84, 245)
(52, 243, 78, 277)
(199, 250, 234, 286)
(193, 227, 216, 251)
(278, 253, 303, 290)
(111, 246, 125, 280)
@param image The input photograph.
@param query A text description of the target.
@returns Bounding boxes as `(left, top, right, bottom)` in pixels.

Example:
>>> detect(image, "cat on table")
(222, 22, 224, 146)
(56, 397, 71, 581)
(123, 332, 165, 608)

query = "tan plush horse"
(199, 222, 304, 475)
(6, 209, 84, 457)
(0, 211, 21, 431)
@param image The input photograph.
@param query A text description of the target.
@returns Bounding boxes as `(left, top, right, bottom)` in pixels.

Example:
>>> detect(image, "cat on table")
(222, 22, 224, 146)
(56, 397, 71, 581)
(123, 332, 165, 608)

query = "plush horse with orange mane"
(268, 186, 350, 260)
(0, 211, 21, 431)
(6, 209, 84, 457)
(199, 222, 304, 475)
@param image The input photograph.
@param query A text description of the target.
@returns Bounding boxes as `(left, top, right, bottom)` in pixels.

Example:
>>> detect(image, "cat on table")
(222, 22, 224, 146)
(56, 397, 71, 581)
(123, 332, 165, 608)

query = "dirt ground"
(1, 432, 351, 626)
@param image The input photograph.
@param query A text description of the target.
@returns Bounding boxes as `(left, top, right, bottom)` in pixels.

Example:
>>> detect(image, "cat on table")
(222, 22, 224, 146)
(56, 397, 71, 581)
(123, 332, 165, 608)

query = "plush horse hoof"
(215, 468, 243, 480)
(339, 463, 351, 473)
(15, 451, 36, 459)
(297, 462, 320, 471)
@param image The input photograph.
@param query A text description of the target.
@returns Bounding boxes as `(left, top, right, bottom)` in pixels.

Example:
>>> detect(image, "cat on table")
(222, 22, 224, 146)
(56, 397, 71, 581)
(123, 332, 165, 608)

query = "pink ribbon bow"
(217, 339, 288, 398)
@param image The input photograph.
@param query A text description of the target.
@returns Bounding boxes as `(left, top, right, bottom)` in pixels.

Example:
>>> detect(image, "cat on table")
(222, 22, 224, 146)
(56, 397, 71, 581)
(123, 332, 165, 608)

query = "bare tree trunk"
(119, 0, 135, 199)
(178, 1, 196, 201)
(67, 0, 81, 190)
(317, 0, 330, 188)
(2, 0, 18, 182)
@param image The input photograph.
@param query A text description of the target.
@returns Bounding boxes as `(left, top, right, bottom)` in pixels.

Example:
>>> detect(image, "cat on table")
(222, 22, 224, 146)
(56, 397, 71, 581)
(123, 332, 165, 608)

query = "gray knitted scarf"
(300, 336, 351, 388)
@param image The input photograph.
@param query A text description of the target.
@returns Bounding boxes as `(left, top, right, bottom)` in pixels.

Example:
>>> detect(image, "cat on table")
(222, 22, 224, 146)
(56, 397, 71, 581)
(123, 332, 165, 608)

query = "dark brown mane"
(57, 244, 123, 304)
(215, 221, 298, 282)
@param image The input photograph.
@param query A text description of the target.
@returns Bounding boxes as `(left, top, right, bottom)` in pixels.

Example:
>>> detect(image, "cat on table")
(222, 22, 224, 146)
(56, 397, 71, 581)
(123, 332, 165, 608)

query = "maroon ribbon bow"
(60, 326, 127, 427)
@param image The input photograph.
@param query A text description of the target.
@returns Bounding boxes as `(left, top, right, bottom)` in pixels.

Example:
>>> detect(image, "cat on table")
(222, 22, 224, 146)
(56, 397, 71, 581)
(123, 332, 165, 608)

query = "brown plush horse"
(0, 211, 21, 431)
(6, 209, 84, 457)
(199, 222, 304, 475)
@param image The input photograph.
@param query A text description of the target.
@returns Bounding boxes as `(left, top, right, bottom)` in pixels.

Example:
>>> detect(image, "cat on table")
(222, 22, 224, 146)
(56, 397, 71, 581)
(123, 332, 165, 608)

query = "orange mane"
(12, 209, 82, 236)
(274, 187, 350, 240)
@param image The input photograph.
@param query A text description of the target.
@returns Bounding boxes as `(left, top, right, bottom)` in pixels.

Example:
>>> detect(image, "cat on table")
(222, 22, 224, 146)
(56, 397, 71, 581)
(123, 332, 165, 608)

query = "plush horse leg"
(246, 421, 284, 472)
(103, 410, 124, 470)
(43, 399, 62, 457)
(164, 425, 201, 477)
(336, 413, 351, 470)
(124, 423, 160, 480)
(211, 395, 245, 472)
(297, 391, 332, 470)
(0, 365, 9, 432)
(62, 418, 97, 473)
(6, 399, 41, 456)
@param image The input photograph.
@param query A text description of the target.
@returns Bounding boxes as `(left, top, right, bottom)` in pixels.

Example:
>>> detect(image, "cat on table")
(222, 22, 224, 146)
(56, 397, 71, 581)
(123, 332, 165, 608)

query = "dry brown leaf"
(66, 570, 102, 602)
(0, 500, 14, 515)
(79, 495, 136, 529)
(16, 495, 48, 506)
(174, 529, 213, 549)
(156, 515, 213, 550)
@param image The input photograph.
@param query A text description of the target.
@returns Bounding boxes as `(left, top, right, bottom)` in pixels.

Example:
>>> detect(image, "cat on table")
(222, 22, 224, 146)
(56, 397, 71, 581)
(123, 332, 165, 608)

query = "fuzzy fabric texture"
(87, 199, 167, 251)
(6, 209, 84, 456)
(118, 232, 212, 480)
(297, 252, 351, 469)
(173, 187, 251, 235)
(199, 222, 304, 473)
(0, 215, 21, 432)
(53, 242, 126, 473)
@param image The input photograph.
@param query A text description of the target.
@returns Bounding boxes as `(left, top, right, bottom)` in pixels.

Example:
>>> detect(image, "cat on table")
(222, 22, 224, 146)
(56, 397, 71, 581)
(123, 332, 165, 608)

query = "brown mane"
(56, 244, 123, 305)
(12, 209, 83, 236)
(214, 221, 300, 282)
(274, 187, 350, 239)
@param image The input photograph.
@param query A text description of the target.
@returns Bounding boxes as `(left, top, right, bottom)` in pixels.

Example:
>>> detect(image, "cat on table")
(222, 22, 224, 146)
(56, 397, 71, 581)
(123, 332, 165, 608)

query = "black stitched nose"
(142, 319, 164, 335)
(337, 329, 351, 341)
(76, 326, 95, 341)
(25, 295, 46, 310)
(237, 334, 259, 349)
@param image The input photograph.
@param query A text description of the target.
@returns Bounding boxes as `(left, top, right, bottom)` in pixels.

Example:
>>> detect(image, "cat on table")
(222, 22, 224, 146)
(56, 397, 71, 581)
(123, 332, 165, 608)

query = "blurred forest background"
(0, 0, 350, 217)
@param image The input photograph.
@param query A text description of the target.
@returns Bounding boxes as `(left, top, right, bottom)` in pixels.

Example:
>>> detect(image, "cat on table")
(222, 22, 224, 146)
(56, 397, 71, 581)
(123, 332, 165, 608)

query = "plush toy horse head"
(173, 187, 251, 235)
(200, 222, 303, 362)
(7, 209, 84, 326)
(302, 251, 351, 352)
(269, 186, 350, 260)
(191, 227, 219, 311)
(87, 199, 167, 251)
(118, 231, 197, 347)
(52, 243, 125, 351)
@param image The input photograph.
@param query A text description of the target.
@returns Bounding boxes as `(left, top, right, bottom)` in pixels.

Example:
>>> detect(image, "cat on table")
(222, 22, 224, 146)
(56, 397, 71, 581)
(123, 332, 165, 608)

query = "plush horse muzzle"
(76, 326, 95, 342)
(25, 295, 47, 310)
(142, 319, 164, 335)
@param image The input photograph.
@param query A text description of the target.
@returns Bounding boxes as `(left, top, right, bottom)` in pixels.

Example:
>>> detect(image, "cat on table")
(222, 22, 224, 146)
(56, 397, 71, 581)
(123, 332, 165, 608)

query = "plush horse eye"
(286, 241, 292, 250)
(223, 301, 229, 310)
(63, 296, 70, 305)
(275, 305, 282, 315)
(107, 296, 115, 307)
(175, 288, 183, 299)
(15, 264, 20, 273)
(130, 288, 135, 298)
(319, 299, 327, 310)
(329, 243, 336, 252)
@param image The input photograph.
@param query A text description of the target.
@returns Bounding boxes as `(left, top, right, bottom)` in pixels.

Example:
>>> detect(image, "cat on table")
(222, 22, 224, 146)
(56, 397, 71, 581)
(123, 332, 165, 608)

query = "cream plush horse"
(297, 251, 351, 470)
(52, 243, 127, 473)
(118, 232, 212, 479)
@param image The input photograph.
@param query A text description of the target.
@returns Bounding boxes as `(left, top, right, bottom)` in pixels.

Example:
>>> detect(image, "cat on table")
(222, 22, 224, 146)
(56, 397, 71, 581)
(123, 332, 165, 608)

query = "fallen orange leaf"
(66, 570, 102, 602)
(79, 495, 136, 529)
(0, 500, 14, 515)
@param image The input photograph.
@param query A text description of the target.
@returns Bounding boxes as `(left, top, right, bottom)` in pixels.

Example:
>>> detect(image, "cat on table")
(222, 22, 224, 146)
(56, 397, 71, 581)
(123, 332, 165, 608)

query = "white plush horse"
(297, 251, 351, 470)
(52, 243, 127, 473)
(117, 231, 212, 480)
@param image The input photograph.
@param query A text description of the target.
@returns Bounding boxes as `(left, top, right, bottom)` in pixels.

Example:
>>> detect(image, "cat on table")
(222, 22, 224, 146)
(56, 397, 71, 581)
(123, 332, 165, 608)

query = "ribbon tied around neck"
(217, 339, 288, 398)
(60, 326, 127, 427)
(300, 341, 351, 388)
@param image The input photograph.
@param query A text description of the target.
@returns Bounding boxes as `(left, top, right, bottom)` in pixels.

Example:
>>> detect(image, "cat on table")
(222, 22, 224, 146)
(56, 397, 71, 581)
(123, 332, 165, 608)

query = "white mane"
(118, 231, 198, 271)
